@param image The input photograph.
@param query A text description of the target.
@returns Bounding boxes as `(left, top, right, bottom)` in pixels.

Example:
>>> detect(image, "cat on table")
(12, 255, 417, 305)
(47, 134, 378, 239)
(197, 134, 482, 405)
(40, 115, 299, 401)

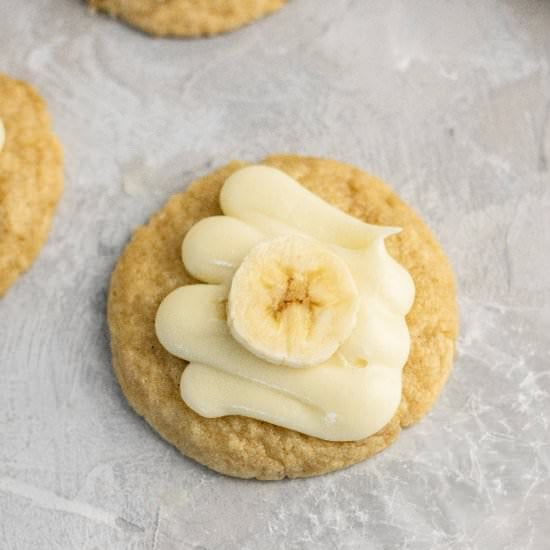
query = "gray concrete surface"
(1, 1, 549, 548)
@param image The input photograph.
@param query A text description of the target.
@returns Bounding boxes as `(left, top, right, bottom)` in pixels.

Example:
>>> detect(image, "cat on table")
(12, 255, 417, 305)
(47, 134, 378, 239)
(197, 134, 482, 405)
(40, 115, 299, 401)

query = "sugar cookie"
(108, 156, 458, 479)
(0, 74, 63, 297)
(88, 0, 287, 37)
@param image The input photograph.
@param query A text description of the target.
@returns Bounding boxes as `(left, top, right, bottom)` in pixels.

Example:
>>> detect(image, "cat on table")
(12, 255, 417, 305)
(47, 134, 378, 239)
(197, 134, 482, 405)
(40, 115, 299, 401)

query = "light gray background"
(1, 1, 549, 549)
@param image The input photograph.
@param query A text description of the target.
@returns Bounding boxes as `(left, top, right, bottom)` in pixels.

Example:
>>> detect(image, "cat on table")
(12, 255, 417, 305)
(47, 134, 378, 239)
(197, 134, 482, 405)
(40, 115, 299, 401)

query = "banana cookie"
(88, 0, 287, 37)
(0, 75, 63, 297)
(108, 155, 458, 479)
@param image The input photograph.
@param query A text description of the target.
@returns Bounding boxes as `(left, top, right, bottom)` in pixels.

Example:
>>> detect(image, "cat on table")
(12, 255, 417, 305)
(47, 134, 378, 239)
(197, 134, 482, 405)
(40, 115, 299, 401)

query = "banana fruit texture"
(156, 165, 415, 441)
(227, 234, 359, 368)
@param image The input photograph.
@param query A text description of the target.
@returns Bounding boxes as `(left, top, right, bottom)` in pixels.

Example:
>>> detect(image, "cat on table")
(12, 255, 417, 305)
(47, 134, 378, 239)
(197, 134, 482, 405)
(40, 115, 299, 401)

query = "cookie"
(0, 74, 63, 297)
(108, 155, 458, 479)
(88, 0, 287, 37)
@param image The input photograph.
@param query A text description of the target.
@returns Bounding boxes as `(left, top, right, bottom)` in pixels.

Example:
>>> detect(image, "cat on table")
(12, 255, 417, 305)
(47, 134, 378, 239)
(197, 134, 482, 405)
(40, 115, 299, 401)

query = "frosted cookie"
(88, 0, 287, 37)
(108, 156, 458, 479)
(0, 75, 63, 297)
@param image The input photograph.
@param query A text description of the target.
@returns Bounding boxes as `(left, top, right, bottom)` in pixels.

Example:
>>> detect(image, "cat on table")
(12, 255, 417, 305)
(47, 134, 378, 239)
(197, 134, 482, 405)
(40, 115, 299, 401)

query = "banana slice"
(227, 235, 359, 368)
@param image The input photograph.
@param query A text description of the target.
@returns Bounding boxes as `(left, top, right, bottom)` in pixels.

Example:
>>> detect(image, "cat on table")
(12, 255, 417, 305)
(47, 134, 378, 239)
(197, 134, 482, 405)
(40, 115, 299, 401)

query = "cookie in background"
(0, 74, 63, 297)
(87, 0, 287, 37)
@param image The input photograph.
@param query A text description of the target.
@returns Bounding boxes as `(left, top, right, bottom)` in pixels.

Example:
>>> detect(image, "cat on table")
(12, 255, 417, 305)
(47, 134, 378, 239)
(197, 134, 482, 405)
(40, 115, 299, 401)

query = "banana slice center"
(227, 235, 359, 368)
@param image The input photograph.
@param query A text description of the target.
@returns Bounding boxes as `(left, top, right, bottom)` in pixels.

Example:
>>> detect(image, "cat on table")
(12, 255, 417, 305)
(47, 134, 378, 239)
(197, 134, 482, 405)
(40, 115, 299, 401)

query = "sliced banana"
(227, 234, 359, 368)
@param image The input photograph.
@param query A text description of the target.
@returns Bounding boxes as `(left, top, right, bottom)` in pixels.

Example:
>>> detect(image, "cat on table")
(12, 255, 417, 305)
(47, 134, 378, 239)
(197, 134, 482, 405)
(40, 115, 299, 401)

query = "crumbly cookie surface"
(0, 74, 63, 297)
(88, 0, 287, 37)
(108, 155, 458, 479)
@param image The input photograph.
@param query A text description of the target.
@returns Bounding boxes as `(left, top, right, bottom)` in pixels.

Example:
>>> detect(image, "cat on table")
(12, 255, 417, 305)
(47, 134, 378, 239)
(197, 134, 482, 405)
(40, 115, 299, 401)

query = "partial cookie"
(88, 0, 287, 37)
(0, 75, 63, 297)
(108, 156, 458, 479)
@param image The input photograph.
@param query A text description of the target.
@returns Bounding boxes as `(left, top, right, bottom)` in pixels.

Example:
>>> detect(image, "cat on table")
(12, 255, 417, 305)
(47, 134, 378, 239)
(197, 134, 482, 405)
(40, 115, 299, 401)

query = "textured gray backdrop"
(1, 1, 549, 548)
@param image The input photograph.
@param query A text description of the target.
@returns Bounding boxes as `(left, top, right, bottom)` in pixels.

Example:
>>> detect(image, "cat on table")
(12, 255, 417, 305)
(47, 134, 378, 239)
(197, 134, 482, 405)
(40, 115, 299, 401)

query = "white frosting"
(155, 166, 415, 441)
